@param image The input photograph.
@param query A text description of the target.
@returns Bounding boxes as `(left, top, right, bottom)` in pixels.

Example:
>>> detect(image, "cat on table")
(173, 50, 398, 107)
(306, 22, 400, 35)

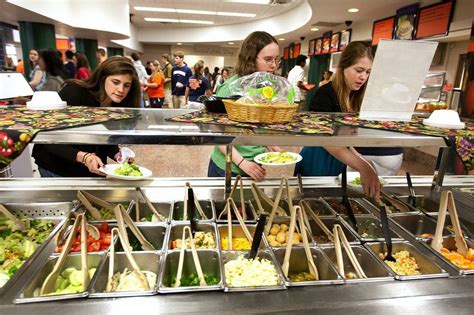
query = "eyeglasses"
(258, 56, 282, 66)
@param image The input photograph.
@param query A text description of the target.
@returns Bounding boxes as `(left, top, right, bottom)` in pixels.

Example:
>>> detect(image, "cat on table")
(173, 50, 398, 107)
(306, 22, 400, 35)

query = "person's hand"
(239, 160, 266, 181)
(359, 166, 381, 203)
(176, 82, 184, 88)
(114, 152, 134, 164)
(83, 153, 106, 176)
(266, 146, 283, 152)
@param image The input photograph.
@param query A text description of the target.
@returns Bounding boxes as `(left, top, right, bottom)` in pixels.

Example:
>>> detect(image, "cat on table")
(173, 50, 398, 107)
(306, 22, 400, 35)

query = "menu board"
(415, 1, 455, 39)
(330, 33, 340, 53)
(283, 47, 289, 60)
(314, 38, 322, 55)
(394, 3, 419, 40)
(308, 39, 315, 56)
(289, 46, 294, 59)
(339, 29, 351, 51)
(372, 16, 395, 46)
(293, 44, 301, 58)
(321, 32, 332, 54)
(360, 40, 438, 121)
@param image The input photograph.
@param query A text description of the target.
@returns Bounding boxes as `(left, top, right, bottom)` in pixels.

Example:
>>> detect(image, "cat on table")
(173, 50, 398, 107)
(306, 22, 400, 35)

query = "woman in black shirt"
(32, 56, 141, 177)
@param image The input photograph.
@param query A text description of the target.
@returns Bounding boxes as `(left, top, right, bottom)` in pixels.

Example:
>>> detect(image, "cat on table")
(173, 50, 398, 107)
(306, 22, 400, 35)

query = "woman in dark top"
(32, 56, 141, 177)
(296, 41, 387, 201)
(185, 61, 212, 103)
(37, 49, 69, 92)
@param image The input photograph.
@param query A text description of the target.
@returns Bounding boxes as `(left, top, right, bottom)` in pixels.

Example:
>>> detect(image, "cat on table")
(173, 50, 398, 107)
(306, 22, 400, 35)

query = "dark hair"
(295, 54, 307, 65)
(221, 68, 229, 75)
(193, 62, 204, 78)
(29, 48, 39, 68)
(57, 50, 63, 59)
(161, 54, 170, 62)
(131, 52, 140, 61)
(234, 31, 278, 77)
(64, 56, 140, 108)
(39, 49, 69, 79)
(96, 48, 106, 57)
(214, 67, 219, 72)
(75, 52, 91, 71)
(204, 66, 210, 74)
(322, 70, 333, 80)
(332, 41, 373, 112)
(65, 50, 74, 59)
(173, 51, 184, 58)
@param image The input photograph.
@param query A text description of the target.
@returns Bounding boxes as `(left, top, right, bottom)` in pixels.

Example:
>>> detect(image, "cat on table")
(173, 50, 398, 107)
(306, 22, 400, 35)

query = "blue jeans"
(38, 166, 62, 177)
(150, 97, 164, 108)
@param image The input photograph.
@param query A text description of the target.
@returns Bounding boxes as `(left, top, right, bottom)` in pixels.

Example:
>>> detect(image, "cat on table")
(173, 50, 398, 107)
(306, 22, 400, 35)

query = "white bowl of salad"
(254, 151, 302, 166)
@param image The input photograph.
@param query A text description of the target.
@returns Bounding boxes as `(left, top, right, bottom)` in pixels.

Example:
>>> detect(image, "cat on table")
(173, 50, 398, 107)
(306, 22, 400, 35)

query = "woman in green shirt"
(208, 31, 281, 181)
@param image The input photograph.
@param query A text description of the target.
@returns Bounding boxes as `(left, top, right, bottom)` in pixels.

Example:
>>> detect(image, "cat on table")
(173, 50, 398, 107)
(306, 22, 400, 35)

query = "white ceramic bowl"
(26, 91, 67, 110)
(423, 109, 465, 129)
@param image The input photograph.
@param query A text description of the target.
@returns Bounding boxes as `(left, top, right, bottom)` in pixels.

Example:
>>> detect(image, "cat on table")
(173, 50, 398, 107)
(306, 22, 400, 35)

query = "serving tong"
(431, 191, 468, 255)
(378, 200, 396, 262)
(134, 187, 166, 222)
(224, 197, 253, 250)
(113, 204, 155, 251)
(380, 191, 411, 213)
(183, 182, 207, 220)
(300, 200, 333, 242)
(0, 203, 28, 231)
(174, 226, 207, 287)
(40, 213, 89, 295)
(217, 175, 247, 221)
(263, 177, 295, 235)
(333, 224, 367, 279)
(341, 168, 357, 230)
(250, 182, 287, 217)
(106, 227, 150, 292)
(281, 205, 319, 280)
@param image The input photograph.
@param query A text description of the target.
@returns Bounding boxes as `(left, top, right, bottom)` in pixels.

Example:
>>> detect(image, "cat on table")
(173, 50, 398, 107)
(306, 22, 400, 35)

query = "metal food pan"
(159, 249, 222, 293)
(89, 251, 161, 297)
(168, 222, 217, 250)
(390, 214, 451, 240)
(14, 253, 104, 304)
(171, 200, 215, 222)
(364, 241, 448, 280)
(364, 197, 419, 215)
(322, 245, 394, 283)
(217, 224, 264, 251)
(221, 250, 285, 292)
(0, 202, 73, 295)
(265, 217, 315, 248)
(214, 200, 257, 223)
(251, 198, 291, 217)
(85, 199, 135, 224)
(429, 214, 473, 239)
(273, 247, 343, 286)
(324, 198, 372, 215)
(300, 198, 337, 216)
(422, 237, 474, 276)
(114, 224, 167, 253)
(309, 217, 359, 246)
(340, 215, 403, 242)
(396, 195, 441, 214)
(129, 202, 172, 224)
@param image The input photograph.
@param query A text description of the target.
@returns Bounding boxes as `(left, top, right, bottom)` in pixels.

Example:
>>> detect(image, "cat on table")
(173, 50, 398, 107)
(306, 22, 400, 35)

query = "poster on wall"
(321, 32, 332, 54)
(293, 44, 301, 58)
(330, 33, 340, 52)
(339, 29, 351, 51)
(415, 0, 455, 39)
(308, 39, 315, 56)
(394, 3, 419, 40)
(289, 46, 294, 59)
(314, 38, 322, 55)
(372, 16, 395, 45)
(283, 47, 289, 60)
(359, 39, 438, 121)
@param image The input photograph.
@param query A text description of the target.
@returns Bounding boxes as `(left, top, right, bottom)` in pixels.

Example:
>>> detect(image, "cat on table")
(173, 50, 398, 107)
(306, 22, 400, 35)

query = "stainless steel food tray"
(217, 224, 263, 251)
(89, 251, 161, 298)
(167, 222, 217, 250)
(389, 213, 451, 240)
(340, 214, 403, 242)
(265, 216, 315, 248)
(421, 237, 474, 276)
(129, 201, 172, 224)
(215, 200, 257, 223)
(114, 224, 168, 253)
(323, 198, 373, 215)
(171, 200, 215, 222)
(301, 198, 337, 216)
(309, 217, 359, 247)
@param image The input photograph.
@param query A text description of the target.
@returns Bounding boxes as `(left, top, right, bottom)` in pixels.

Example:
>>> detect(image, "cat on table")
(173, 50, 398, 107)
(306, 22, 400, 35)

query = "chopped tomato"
(88, 242, 101, 252)
(100, 222, 109, 233)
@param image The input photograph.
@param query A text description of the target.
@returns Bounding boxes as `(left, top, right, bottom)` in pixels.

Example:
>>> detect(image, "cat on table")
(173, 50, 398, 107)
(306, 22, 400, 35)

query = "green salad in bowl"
(255, 152, 301, 165)
(114, 163, 143, 177)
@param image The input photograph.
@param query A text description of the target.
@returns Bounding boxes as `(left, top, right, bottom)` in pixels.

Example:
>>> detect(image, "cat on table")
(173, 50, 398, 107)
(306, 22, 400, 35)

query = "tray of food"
(340, 215, 403, 242)
(265, 218, 314, 248)
(129, 201, 172, 224)
(396, 195, 440, 214)
(172, 200, 215, 222)
(221, 250, 285, 292)
(389, 213, 451, 240)
(322, 245, 394, 282)
(159, 249, 223, 293)
(218, 224, 263, 251)
(168, 223, 216, 250)
(14, 253, 103, 303)
(114, 224, 167, 253)
(53, 222, 113, 255)
(324, 198, 372, 215)
(215, 200, 257, 223)
(80, 191, 135, 224)
(299, 198, 337, 217)
(89, 251, 160, 297)
(0, 202, 74, 294)
(365, 195, 419, 215)
(308, 217, 359, 247)
(422, 237, 474, 275)
(273, 247, 343, 286)
(364, 241, 448, 280)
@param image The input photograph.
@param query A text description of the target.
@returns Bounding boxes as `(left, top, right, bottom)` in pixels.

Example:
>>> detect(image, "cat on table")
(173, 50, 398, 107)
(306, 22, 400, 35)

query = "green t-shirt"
(212, 74, 265, 175)
(163, 63, 173, 90)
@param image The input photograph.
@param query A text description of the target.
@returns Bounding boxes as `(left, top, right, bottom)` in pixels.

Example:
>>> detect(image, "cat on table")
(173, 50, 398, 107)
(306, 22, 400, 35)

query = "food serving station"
(0, 108, 473, 314)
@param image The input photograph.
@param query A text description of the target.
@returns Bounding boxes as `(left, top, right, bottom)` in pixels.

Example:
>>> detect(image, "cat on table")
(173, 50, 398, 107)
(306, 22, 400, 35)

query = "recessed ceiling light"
(177, 43, 182, 45)
(278, 38, 285, 41)
(180, 19, 214, 25)
(144, 17, 214, 25)
(135, 6, 255, 17)
(135, 6, 174, 13)
(311, 27, 319, 31)
(217, 12, 256, 17)
(228, 42, 235, 45)
(348, 8, 359, 13)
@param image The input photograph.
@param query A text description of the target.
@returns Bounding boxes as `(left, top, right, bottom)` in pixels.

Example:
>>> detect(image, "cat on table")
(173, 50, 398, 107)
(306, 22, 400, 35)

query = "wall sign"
(293, 43, 301, 58)
(321, 31, 332, 54)
(314, 38, 322, 55)
(394, 3, 419, 40)
(339, 29, 351, 51)
(372, 16, 395, 46)
(330, 32, 340, 53)
(415, 0, 455, 39)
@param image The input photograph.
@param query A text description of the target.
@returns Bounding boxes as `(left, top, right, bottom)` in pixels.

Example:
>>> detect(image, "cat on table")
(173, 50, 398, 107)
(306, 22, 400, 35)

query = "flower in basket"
(228, 72, 295, 105)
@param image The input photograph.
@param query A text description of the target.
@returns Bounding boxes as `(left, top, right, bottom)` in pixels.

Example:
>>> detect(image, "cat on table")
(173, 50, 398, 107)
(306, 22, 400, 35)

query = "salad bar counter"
(0, 176, 473, 314)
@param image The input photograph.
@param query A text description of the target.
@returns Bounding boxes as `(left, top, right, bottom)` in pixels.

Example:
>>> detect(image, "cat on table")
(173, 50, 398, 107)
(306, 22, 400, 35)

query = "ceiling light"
(228, 42, 235, 45)
(177, 43, 182, 45)
(348, 8, 359, 13)
(177, 9, 215, 15)
(144, 18, 179, 23)
(217, 12, 256, 17)
(224, 0, 271, 4)
(278, 38, 285, 41)
(135, 7, 174, 13)
(311, 27, 319, 31)
(180, 19, 214, 25)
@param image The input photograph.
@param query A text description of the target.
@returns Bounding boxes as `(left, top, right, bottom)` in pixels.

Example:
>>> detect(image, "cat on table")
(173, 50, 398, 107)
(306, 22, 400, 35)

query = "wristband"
(237, 157, 245, 167)
(81, 153, 91, 164)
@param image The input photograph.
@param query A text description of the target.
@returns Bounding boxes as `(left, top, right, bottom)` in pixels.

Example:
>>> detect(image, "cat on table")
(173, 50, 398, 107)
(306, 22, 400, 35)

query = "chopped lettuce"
(114, 163, 143, 177)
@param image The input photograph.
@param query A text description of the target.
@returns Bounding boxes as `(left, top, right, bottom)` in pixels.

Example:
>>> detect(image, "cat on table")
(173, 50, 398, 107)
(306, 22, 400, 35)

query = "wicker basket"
(223, 99, 297, 124)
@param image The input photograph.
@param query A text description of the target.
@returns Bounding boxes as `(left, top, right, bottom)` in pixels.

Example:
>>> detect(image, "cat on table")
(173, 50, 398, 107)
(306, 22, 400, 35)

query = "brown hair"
(234, 31, 278, 77)
(161, 53, 170, 62)
(332, 41, 373, 112)
(193, 61, 204, 78)
(150, 59, 163, 81)
(75, 52, 91, 71)
(173, 51, 184, 58)
(64, 56, 140, 107)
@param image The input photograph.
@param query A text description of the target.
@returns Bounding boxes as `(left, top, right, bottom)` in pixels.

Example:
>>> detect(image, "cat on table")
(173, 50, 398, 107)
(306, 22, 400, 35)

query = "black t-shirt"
(309, 82, 402, 156)
(32, 84, 122, 177)
(65, 61, 76, 79)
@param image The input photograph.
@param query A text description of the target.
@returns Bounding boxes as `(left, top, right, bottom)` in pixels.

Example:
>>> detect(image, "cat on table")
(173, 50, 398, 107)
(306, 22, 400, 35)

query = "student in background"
(64, 50, 76, 78)
(185, 61, 212, 104)
(96, 48, 107, 65)
(319, 70, 333, 87)
(161, 54, 173, 108)
(37, 49, 69, 92)
(145, 60, 165, 108)
(74, 52, 92, 80)
(287, 54, 310, 111)
(28, 49, 45, 91)
(171, 51, 192, 108)
(130, 52, 148, 108)
(213, 68, 229, 93)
